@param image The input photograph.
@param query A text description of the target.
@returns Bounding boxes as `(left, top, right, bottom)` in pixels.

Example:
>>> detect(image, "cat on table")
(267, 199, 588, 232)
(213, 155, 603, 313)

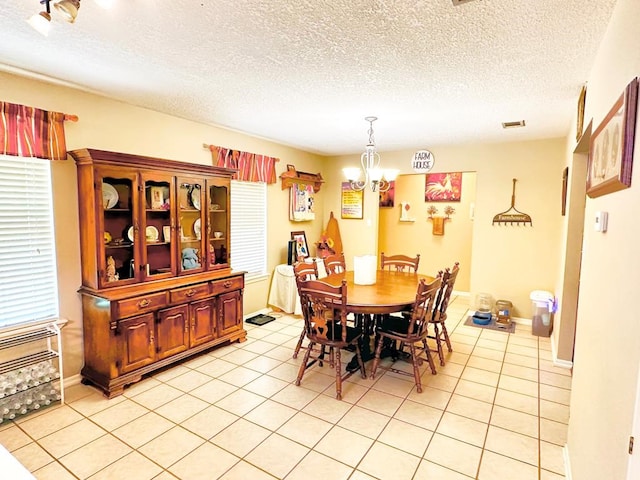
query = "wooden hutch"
(71, 149, 246, 398)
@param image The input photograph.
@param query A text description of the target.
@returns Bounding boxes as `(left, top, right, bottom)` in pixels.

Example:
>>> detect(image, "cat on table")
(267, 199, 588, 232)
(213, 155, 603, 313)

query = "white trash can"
(530, 290, 556, 337)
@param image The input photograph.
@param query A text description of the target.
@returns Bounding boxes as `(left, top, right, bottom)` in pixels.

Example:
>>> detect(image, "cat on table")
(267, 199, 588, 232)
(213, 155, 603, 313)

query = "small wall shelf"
(280, 165, 324, 193)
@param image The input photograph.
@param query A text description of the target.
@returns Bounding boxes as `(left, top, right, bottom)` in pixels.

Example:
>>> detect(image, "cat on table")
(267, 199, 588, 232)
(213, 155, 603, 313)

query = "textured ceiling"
(0, 0, 617, 155)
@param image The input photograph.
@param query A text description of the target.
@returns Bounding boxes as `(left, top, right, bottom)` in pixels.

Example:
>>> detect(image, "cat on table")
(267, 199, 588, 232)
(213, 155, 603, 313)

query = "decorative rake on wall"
(492, 178, 533, 226)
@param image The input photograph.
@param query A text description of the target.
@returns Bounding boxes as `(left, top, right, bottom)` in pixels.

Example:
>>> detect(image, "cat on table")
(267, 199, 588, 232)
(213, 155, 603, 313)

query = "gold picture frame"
(576, 84, 587, 143)
(587, 77, 638, 198)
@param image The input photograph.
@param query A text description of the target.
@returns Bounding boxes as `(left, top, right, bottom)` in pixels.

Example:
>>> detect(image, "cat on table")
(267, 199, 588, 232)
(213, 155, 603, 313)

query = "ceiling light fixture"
(27, 1, 52, 36)
(343, 116, 398, 193)
(54, 0, 81, 23)
(28, 0, 110, 35)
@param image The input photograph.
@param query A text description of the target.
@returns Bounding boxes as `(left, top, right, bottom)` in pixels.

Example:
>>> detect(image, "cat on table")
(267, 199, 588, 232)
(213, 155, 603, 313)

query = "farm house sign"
(411, 150, 435, 173)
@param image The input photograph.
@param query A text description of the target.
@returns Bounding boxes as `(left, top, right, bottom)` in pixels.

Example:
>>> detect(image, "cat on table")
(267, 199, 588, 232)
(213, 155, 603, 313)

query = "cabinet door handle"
(149, 332, 154, 345)
(138, 299, 151, 308)
(185, 289, 196, 297)
(223, 281, 232, 288)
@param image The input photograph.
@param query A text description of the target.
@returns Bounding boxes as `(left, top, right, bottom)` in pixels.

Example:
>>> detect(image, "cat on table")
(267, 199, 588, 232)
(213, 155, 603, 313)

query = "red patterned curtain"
(208, 145, 278, 183)
(0, 102, 67, 160)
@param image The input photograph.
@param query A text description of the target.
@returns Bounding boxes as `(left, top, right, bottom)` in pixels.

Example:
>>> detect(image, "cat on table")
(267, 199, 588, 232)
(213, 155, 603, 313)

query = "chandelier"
(343, 116, 398, 193)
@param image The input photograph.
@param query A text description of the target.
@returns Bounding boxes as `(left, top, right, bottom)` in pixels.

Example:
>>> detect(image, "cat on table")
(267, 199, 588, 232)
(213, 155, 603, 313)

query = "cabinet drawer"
(170, 283, 210, 304)
(115, 292, 168, 318)
(211, 276, 243, 294)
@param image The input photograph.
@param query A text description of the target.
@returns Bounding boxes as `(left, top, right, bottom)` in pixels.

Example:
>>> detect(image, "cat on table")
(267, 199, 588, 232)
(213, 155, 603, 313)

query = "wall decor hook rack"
(492, 178, 533, 226)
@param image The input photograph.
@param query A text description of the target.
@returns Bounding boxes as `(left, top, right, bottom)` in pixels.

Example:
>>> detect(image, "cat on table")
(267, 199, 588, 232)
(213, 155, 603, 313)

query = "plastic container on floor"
(530, 290, 556, 337)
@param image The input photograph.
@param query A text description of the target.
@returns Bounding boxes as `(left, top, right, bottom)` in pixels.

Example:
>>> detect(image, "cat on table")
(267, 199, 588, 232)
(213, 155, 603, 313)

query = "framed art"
(576, 84, 587, 143)
(341, 182, 364, 219)
(425, 172, 462, 202)
(379, 181, 395, 207)
(290, 231, 309, 259)
(587, 77, 638, 198)
(561, 167, 569, 216)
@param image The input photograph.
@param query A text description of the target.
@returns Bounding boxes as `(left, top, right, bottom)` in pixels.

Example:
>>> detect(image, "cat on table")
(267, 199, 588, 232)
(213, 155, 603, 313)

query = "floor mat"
(245, 314, 276, 326)
(464, 315, 516, 334)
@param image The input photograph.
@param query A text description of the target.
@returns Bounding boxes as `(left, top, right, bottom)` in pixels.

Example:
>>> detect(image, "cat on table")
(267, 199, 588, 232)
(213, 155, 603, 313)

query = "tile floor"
(0, 295, 571, 480)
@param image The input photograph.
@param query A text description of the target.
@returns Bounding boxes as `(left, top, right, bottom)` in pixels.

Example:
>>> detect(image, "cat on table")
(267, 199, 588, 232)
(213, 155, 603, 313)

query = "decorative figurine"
(181, 248, 201, 270)
(106, 256, 119, 282)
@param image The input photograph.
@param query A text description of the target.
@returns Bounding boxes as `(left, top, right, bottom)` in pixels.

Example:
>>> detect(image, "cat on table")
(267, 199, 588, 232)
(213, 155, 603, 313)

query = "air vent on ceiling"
(452, 0, 478, 6)
(502, 120, 526, 129)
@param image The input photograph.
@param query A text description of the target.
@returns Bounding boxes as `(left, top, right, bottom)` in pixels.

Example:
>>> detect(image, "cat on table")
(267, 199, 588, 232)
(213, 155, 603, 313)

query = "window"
(230, 180, 267, 281)
(0, 155, 59, 328)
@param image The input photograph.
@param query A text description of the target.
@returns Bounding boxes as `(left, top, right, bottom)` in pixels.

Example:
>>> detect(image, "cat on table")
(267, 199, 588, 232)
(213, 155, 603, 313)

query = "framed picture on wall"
(290, 231, 309, 259)
(425, 172, 462, 202)
(341, 182, 364, 219)
(576, 84, 587, 143)
(561, 167, 569, 216)
(379, 181, 395, 207)
(587, 77, 638, 198)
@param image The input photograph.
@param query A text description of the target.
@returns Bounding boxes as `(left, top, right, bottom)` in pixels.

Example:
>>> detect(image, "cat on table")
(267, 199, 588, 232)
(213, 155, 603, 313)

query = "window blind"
(0, 155, 59, 328)
(230, 180, 267, 281)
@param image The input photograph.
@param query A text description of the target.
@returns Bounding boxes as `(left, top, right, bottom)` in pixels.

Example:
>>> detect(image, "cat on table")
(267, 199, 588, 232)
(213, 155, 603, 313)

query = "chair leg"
(293, 328, 306, 359)
(354, 344, 367, 379)
(433, 324, 445, 366)
(369, 335, 385, 380)
(441, 323, 453, 352)
(422, 339, 438, 374)
(295, 341, 314, 386)
(334, 348, 342, 400)
(408, 343, 422, 393)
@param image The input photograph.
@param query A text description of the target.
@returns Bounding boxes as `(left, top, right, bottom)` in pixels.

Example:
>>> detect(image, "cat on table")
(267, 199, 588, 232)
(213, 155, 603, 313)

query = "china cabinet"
(71, 149, 246, 397)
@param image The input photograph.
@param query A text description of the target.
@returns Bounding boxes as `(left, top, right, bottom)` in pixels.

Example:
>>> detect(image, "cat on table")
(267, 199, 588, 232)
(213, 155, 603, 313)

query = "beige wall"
(566, 0, 640, 478)
(378, 173, 475, 291)
(1, 71, 327, 378)
(323, 139, 566, 318)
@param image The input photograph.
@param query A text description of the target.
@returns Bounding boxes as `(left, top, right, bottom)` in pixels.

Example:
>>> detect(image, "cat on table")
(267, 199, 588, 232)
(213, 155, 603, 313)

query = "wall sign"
(341, 182, 364, 219)
(411, 150, 435, 173)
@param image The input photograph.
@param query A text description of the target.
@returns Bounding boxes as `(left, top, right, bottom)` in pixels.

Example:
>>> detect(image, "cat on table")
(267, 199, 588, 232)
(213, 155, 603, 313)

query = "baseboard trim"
(563, 444, 572, 480)
(512, 315, 532, 326)
(552, 338, 574, 369)
(64, 373, 82, 388)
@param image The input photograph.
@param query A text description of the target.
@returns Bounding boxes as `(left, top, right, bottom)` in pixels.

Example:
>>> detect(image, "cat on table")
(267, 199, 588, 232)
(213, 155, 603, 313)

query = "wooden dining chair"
(295, 278, 366, 400)
(292, 261, 319, 359)
(370, 274, 442, 393)
(380, 253, 420, 273)
(429, 262, 460, 366)
(323, 252, 346, 275)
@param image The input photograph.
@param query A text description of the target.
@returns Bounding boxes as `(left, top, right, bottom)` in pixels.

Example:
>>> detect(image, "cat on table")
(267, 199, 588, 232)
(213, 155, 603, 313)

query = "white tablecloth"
(268, 258, 326, 315)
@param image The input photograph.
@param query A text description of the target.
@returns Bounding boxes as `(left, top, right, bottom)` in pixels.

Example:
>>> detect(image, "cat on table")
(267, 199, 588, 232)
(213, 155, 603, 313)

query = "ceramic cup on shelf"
(163, 226, 171, 243)
(214, 231, 223, 238)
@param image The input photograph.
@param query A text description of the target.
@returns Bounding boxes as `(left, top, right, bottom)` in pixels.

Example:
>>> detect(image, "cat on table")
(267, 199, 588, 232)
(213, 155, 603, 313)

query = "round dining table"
(321, 269, 436, 368)
(322, 269, 436, 315)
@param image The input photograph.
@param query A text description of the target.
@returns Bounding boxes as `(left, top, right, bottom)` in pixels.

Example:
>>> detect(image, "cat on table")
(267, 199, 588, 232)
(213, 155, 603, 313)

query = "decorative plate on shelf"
(193, 219, 201, 239)
(102, 183, 118, 209)
(146, 226, 159, 242)
(190, 188, 201, 210)
(127, 226, 134, 243)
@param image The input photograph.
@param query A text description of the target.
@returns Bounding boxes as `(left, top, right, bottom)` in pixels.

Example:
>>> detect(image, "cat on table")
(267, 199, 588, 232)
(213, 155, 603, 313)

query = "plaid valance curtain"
(0, 102, 67, 160)
(208, 144, 278, 184)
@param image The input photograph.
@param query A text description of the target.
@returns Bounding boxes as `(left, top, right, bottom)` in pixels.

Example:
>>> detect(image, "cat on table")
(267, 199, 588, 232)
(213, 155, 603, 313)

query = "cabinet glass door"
(99, 169, 139, 287)
(207, 180, 229, 269)
(140, 172, 174, 280)
(177, 177, 205, 275)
